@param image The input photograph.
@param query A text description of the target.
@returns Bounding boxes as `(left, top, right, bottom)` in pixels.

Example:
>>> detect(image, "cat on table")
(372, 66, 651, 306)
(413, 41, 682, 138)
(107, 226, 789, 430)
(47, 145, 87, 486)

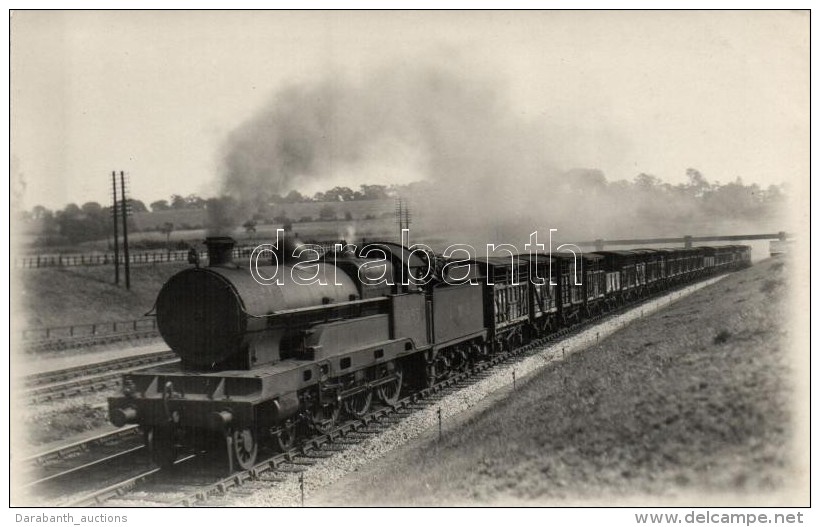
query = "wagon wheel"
(274, 420, 296, 452)
(426, 355, 448, 387)
(310, 402, 341, 434)
(536, 318, 549, 337)
(468, 342, 484, 363)
(510, 331, 523, 352)
(376, 364, 403, 405)
(232, 427, 258, 471)
(147, 426, 177, 470)
(451, 348, 470, 372)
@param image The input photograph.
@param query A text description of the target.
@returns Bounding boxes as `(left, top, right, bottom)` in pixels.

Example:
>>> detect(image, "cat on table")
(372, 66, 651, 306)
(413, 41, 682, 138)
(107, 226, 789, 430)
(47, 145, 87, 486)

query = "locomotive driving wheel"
(274, 420, 296, 452)
(231, 427, 258, 471)
(309, 402, 341, 434)
(449, 347, 470, 373)
(376, 363, 403, 405)
(426, 354, 450, 387)
(343, 389, 372, 418)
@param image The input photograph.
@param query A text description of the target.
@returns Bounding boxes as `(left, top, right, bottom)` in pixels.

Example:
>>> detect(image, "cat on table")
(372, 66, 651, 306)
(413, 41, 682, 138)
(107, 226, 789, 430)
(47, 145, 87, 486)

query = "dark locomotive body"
(109, 237, 751, 471)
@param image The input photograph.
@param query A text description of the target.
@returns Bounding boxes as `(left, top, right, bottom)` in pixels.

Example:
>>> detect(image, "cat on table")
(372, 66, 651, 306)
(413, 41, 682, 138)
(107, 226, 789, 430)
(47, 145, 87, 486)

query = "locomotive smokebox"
(205, 236, 236, 267)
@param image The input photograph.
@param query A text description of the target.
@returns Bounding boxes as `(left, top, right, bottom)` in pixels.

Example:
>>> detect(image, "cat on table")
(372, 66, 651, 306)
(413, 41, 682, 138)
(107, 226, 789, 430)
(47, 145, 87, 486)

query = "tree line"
(147, 184, 394, 212)
(17, 184, 400, 246)
(17, 174, 788, 246)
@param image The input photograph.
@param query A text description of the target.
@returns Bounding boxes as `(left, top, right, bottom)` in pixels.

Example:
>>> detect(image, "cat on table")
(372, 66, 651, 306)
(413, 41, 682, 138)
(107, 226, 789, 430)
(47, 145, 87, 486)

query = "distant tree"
(323, 186, 355, 202)
(634, 173, 662, 190)
(62, 203, 81, 218)
(685, 168, 711, 198)
(283, 190, 305, 203)
(170, 194, 186, 209)
(81, 202, 103, 215)
(129, 200, 148, 213)
(150, 200, 170, 212)
(30, 205, 51, 220)
(708, 177, 763, 220)
(313, 192, 326, 202)
(56, 202, 106, 242)
(358, 184, 389, 200)
(185, 194, 206, 209)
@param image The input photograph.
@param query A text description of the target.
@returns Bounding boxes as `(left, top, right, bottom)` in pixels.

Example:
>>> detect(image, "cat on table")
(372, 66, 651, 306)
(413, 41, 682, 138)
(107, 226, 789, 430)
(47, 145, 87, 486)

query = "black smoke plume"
(218, 58, 789, 246)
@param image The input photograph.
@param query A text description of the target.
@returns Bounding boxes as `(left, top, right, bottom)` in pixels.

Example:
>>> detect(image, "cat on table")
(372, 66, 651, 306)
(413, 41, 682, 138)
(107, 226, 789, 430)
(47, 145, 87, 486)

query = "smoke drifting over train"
(217, 59, 788, 245)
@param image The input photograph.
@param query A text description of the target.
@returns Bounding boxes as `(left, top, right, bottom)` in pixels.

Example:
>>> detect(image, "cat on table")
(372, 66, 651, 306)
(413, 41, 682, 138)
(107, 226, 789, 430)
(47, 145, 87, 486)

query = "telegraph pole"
(395, 198, 403, 242)
(396, 198, 411, 243)
(111, 171, 120, 285)
(120, 171, 131, 290)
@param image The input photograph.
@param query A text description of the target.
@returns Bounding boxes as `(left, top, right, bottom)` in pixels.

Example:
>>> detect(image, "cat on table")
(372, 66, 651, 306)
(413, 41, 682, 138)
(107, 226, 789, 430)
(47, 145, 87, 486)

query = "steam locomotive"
(108, 236, 751, 471)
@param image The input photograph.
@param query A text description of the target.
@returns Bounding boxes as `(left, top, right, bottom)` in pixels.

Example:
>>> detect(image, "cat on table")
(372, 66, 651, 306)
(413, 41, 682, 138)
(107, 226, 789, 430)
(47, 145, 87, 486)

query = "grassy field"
(311, 258, 798, 505)
(15, 263, 189, 328)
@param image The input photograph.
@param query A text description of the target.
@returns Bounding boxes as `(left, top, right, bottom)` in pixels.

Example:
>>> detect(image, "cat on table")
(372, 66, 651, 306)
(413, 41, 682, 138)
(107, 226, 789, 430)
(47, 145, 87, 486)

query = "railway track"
(59, 276, 720, 507)
(23, 351, 178, 404)
(17, 426, 151, 503)
(24, 329, 161, 354)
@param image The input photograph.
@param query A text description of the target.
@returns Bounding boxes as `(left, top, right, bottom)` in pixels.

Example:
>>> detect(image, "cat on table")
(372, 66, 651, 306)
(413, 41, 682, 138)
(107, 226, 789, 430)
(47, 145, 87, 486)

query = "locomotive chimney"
(204, 236, 236, 267)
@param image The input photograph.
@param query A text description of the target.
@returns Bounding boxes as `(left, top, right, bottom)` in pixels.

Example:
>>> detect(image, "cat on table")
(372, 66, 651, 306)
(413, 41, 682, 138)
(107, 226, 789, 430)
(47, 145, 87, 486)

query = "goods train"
(109, 236, 751, 472)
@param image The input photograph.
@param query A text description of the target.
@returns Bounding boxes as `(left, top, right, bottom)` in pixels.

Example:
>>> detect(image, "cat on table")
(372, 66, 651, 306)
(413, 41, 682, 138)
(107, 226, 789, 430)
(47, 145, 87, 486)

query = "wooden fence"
(15, 241, 345, 269)
(21, 318, 159, 341)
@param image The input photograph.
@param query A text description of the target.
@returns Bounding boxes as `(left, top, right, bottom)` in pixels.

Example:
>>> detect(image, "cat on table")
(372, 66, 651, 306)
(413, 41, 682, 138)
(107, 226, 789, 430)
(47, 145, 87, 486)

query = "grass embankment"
(16, 263, 189, 327)
(312, 259, 794, 505)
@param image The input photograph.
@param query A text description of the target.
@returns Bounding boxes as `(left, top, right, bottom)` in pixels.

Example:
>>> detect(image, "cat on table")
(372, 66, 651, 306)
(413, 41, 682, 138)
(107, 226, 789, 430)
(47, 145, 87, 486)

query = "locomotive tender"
(109, 236, 751, 471)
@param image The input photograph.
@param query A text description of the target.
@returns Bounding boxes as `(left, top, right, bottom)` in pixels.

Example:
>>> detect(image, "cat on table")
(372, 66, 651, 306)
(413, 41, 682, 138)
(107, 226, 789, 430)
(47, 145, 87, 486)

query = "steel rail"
(24, 353, 179, 404)
(24, 351, 176, 387)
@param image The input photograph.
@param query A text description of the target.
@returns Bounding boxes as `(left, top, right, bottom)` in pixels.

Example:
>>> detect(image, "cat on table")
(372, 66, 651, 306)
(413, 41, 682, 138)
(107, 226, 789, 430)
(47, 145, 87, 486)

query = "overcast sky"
(11, 10, 808, 210)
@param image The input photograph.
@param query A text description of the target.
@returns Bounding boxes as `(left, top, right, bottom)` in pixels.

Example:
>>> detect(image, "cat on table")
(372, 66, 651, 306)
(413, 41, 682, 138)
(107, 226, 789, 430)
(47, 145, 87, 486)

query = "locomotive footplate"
(109, 390, 258, 431)
(108, 359, 316, 431)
